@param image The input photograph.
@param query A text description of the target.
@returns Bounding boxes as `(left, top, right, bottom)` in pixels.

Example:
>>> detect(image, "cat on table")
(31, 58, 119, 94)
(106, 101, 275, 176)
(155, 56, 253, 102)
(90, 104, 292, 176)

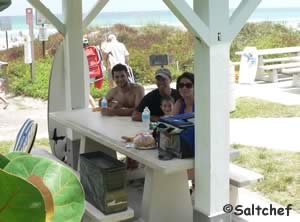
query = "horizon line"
(2, 7, 300, 17)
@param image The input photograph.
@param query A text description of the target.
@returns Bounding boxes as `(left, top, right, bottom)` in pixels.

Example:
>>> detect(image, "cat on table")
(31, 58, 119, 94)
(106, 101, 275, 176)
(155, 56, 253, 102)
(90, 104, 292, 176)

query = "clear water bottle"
(142, 106, 150, 132)
(100, 97, 107, 108)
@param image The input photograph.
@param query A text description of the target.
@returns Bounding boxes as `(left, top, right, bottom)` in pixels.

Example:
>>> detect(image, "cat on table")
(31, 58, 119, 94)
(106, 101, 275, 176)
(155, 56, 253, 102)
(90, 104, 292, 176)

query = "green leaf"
(6, 152, 29, 160)
(0, 169, 45, 222)
(0, 0, 11, 12)
(0, 153, 9, 169)
(4, 156, 85, 222)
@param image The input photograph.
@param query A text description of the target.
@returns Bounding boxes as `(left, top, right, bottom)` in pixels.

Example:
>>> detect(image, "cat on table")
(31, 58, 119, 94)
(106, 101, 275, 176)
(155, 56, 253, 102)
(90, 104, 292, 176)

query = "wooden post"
(5, 30, 8, 50)
(26, 8, 35, 81)
(42, 24, 46, 58)
(29, 23, 35, 81)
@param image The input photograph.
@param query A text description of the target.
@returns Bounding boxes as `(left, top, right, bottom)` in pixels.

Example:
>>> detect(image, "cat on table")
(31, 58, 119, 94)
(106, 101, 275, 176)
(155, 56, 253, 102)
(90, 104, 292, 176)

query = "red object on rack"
(84, 46, 104, 89)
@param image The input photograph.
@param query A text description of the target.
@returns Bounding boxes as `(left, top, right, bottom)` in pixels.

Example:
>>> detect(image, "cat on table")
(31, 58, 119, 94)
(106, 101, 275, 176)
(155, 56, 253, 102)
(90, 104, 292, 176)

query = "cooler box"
(157, 113, 195, 159)
(80, 151, 128, 214)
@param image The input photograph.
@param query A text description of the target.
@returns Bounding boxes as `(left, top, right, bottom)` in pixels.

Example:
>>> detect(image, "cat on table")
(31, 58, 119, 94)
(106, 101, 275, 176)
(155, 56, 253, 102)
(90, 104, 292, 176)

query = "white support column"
(63, 0, 88, 110)
(193, 0, 230, 221)
(83, 0, 109, 28)
(27, 0, 65, 35)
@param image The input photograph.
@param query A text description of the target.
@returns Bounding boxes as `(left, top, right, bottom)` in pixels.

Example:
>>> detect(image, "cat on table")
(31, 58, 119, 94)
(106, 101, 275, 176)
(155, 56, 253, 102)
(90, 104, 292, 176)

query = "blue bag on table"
(156, 113, 194, 159)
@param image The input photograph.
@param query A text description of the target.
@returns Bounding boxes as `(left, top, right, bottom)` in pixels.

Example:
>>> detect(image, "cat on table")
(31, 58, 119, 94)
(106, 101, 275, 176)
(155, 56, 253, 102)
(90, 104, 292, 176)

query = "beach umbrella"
(0, 0, 11, 12)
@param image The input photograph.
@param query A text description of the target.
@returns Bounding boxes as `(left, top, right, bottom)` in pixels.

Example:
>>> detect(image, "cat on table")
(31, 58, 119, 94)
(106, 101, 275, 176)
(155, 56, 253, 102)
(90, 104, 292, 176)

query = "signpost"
(36, 10, 49, 58)
(0, 16, 12, 50)
(26, 8, 35, 81)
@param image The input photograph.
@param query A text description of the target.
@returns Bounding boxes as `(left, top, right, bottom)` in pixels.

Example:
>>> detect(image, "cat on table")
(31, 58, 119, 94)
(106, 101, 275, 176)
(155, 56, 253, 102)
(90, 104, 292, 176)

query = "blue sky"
(1, 0, 300, 16)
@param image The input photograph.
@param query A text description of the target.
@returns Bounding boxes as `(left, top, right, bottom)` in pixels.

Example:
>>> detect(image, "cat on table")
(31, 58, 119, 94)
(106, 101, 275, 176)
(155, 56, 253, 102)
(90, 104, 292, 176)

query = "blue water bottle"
(100, 97, 107, 108)
(142, 106, 150, 132)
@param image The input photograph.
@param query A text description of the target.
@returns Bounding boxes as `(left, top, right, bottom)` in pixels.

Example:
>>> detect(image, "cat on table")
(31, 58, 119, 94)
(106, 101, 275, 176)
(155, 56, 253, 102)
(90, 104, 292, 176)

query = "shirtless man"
(101, 63, 144, 116)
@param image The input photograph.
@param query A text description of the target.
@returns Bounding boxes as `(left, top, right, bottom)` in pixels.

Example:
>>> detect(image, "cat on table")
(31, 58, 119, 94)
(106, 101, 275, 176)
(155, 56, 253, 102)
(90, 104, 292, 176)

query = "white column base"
(141, 167, 193, 222)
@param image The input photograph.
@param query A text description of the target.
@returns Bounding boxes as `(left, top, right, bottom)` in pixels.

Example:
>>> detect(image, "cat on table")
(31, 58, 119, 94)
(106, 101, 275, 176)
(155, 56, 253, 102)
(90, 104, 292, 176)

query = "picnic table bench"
(281, 67, 300, 87)
(259, 62, 300, 83)
(47, 109, 263, 221)
(229, 163, 263, 207)
(235, 46, 300, 84)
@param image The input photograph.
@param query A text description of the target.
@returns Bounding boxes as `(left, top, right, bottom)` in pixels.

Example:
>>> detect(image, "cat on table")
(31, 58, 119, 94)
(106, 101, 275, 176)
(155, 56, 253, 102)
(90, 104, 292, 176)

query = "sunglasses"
(178, 82, 193, 89)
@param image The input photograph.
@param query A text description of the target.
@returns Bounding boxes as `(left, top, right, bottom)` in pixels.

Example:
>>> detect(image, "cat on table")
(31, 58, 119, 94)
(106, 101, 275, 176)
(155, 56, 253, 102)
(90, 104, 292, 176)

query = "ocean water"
(2, 8, 300, 30)
(0, 8, 300, 49)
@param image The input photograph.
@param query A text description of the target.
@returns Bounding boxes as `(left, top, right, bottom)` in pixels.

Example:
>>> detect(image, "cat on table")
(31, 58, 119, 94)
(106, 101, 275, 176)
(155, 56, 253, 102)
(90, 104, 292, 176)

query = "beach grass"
(232, 144, 300, 212)
(231, 97, 300, 118)
(0, 138, 50, 154)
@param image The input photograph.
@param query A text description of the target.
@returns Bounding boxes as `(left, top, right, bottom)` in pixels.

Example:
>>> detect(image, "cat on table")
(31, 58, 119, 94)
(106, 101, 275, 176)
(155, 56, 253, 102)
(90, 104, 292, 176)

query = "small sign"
(36, 10, 49, 25)
(26, 8, 33, 25)
(38, 26, 48, 41)
(0, 16, 12, 31)
(24, 36, 32, 64)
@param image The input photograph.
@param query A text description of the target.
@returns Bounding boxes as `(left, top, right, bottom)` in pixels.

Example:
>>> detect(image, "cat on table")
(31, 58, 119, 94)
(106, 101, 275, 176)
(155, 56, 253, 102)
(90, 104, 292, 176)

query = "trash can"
(80, 151, 128, 214)
(238, 47, 258, 84)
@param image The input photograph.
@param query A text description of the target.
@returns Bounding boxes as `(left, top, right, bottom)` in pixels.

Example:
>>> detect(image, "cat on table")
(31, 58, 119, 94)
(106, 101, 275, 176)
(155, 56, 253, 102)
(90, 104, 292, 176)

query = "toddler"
(160, 96, 174, 117)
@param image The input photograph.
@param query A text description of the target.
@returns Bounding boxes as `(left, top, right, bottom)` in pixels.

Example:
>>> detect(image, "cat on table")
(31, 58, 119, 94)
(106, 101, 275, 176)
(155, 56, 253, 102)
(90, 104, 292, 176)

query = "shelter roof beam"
(228, 0, 261, 40)
(83, 0, 109, 28)
(28, 0, 65, 35)
(163, 0, 210, 46)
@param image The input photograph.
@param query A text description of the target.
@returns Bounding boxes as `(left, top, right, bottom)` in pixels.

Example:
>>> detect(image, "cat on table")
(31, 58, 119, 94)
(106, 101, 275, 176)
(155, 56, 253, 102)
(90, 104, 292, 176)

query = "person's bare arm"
(172, 99, 182, 115)
(114, 107, 135, 116)
(132, 110, 142, 121)
(102, 107, 135, 116)
(102, 50, 109, 64)
(150, 115, 161, 122)
(132, 111, 160, 122)
(134, 85, 145, 108)
(105, 88, 115, 106)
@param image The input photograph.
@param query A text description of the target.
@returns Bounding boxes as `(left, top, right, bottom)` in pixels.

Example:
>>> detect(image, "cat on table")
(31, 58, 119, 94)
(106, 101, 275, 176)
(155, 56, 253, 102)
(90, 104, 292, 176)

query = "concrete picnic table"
(50, 109, 194, 222)
(50, 109, 238, 222)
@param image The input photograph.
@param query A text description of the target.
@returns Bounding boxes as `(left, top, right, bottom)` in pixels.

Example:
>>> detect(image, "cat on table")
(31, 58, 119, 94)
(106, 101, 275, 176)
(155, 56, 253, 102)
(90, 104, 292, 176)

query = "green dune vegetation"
(1, 22, 300, 99)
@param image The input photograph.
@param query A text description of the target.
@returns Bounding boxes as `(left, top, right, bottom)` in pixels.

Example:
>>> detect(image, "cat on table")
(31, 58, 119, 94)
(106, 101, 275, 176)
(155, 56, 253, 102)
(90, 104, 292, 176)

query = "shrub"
(230, 22, 300, 61)
(3, 22, 300, 99)
(6, 57, 51, 99)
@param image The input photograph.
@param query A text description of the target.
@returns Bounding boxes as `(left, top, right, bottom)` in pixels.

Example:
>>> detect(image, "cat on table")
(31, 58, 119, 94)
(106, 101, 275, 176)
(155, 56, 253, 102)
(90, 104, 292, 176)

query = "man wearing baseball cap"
(132, 68, 179, 121)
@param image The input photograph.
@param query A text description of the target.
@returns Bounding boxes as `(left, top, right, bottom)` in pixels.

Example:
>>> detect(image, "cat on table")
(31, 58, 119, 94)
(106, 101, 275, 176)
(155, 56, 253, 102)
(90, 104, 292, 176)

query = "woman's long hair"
(176, 72, 194, 93)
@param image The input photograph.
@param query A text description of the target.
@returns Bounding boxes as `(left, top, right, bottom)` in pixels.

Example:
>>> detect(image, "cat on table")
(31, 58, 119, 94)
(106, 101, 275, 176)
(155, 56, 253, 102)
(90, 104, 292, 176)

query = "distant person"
(0, 78, 9, 109)
(83, 37, 98, 109)
(132, 68, 179, 121)
(102, 34, 129, 88)
(101, 63, 144, 116)
(160, 96, 175, 117)
(172, 72, 194, 115)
